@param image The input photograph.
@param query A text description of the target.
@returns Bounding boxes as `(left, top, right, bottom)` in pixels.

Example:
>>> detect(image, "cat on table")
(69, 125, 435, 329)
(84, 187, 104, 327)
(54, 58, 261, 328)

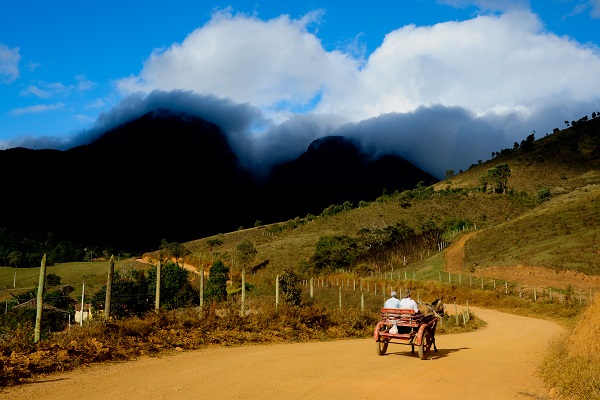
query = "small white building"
(75, 303, 93, 323)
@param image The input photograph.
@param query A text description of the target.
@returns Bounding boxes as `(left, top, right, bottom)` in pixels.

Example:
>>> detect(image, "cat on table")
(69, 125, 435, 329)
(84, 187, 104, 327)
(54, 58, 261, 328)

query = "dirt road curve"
(2, 307, 562, 400)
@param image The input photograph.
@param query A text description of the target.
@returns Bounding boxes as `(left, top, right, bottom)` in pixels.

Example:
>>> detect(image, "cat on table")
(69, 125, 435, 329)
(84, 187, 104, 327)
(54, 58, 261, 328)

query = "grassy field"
(464, 184, 600, 274)
(0, 259, 150, 302)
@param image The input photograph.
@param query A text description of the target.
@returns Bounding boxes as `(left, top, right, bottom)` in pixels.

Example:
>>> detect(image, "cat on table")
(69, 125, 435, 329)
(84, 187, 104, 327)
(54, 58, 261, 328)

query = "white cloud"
(11, 103, 65, 115)
(590, 0, 600, 18)
(20, 76, 95, 98)
(117, 9, 600, 126)
(0, 44, 20, 83)
(85, 98, 107, 109)
(317, 10, 600, 121)
(21, 84, 53, 98)
(118, 10, 358, 115)
(75, 75, 94, 91)
(73, 114, 95, 123)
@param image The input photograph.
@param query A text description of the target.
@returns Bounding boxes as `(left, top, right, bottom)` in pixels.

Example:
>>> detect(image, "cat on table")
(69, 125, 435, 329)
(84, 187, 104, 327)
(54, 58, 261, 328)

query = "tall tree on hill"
(236, 239, 257, 271)
(206, 260, 229, 303)
(481, 164, 511, 194)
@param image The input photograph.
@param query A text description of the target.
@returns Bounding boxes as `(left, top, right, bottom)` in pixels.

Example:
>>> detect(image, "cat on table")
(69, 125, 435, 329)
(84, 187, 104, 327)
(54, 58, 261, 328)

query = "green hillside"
(2, 114, 599, 297)
(169, 115, 600, 289)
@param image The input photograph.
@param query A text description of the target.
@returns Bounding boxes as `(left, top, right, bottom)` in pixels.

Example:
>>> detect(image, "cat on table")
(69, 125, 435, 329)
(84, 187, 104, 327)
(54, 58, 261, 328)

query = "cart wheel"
(418, 331, 432, 360)
(376, 339, 388, 356)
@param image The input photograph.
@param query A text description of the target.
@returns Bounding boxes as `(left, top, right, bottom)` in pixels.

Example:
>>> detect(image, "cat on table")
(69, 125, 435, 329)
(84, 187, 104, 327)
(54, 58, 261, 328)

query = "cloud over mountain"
(4, 6, 600, 179)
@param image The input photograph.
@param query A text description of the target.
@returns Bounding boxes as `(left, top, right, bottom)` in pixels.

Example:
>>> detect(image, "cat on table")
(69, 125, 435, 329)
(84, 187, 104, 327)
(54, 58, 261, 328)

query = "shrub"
(205, 260, 229, 303)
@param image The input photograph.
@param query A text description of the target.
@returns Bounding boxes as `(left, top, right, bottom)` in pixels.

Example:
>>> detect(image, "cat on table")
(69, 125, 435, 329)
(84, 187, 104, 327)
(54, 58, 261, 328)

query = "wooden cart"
(373, 308, 438, 360)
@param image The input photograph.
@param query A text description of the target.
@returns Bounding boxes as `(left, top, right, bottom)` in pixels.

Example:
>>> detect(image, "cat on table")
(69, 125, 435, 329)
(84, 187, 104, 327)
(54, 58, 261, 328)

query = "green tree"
(481, 164, 511, 193)
(520, 133, 535, 151)
(46, 273, 61, 286)
(236, 239, 257, 270)
(159, 239, 190, 262)
(279, 268, 302, 306)
(50, 241, 76, 263)
(7, 251, 22, 268)
(207, 235, 224, 250)
(205, 260, 229, 303)
(148, 261, 197, 310)
(92, 270, 150, 318)
(445, 169, 455, 180)
(45, 285, 76, 311)
(308, 235, 360, 274)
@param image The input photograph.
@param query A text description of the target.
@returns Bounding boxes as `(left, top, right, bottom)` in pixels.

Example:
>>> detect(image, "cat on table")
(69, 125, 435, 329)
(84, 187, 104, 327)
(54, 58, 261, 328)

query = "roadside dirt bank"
(1, 306, 563, 400)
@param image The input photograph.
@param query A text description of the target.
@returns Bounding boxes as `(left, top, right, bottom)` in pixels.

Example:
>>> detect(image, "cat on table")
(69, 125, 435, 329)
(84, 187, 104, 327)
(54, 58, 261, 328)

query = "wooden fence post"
(361, 293, 364, 311)
(80, 281, 85, 327)
(275, 274, 280, 312)
(199, 267, 204, 309)
(155, 261, 161, 311)
(454, 301, 459, 325)
(34, 254, 47, 343)
(104, 255, 114, 320)
(240, 268, 246, 317)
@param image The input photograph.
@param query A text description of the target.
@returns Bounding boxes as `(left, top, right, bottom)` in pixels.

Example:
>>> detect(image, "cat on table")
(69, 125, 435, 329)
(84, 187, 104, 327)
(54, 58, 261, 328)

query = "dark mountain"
(261, 136, 437, 221)
(0, 109, 437, 253)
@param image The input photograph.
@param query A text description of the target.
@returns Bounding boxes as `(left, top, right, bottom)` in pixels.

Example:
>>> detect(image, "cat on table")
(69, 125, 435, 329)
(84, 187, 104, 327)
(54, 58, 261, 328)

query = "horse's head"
(431, 298, 445, 316)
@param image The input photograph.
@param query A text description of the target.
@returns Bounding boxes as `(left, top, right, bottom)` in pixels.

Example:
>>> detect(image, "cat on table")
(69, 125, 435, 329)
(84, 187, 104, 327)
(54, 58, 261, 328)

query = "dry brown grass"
(567, 294, 600, 361)
(540, 295, 600, 399)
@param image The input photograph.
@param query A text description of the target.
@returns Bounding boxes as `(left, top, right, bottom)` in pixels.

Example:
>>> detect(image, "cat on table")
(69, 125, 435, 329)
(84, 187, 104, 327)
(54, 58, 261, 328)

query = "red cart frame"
(373, 308, 438, 359)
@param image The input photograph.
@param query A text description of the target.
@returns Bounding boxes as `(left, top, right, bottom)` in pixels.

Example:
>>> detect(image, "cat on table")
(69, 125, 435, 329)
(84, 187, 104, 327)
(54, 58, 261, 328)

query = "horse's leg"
(411, 344, 415, 354)
(433, 337, 438, 353)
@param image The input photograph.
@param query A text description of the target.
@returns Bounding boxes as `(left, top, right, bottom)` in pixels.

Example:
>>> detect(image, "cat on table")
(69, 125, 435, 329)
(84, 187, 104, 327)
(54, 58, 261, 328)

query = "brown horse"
(416, 298, 444, 353)
(419, 298, 445, 317)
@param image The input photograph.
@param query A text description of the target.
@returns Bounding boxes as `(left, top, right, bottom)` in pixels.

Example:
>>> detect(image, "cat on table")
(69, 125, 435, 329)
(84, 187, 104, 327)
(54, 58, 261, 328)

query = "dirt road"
(2, 307, 562, 400)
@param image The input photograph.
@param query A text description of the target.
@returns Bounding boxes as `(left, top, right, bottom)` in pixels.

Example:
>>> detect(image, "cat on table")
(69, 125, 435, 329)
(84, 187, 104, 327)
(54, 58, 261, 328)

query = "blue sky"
(1, 0, 600, 177)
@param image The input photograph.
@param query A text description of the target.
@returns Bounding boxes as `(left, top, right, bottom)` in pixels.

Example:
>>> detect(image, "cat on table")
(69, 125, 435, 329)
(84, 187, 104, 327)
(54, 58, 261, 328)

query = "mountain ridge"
(0, 109, 437, 253)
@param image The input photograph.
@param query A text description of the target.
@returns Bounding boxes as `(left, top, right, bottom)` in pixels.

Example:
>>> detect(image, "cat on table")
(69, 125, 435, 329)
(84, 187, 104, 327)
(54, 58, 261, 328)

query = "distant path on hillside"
(444, 231, 477, 273)
(2, 307, 562, 400)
